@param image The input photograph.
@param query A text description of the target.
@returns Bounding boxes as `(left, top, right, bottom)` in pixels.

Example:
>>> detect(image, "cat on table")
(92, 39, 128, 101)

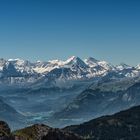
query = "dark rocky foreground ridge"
(0, 121, 83, 140)
(1, 105, 140, 140)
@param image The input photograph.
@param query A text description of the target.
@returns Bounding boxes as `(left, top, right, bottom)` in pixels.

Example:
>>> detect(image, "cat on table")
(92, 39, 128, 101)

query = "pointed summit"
(65, 56, 88, 69)
(65, 56, 79, 63)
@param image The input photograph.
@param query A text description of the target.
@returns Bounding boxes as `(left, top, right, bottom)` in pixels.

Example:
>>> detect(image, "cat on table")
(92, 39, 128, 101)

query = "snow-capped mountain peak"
(0, 59, 6, 71)
(136, 64, 140, 70)
(85, 57, 99, 63)
(98, 61, 115, 70)
(116, 63, 132, 70)
(8, 58, 32, 67)
(48, 59, 64, 66)
(7, 58, 35, 75)
(65, 56, 79, 64)
(84, 57, 99, 67)
(64, 56, 88, 69)
(0, 57, 139, 86)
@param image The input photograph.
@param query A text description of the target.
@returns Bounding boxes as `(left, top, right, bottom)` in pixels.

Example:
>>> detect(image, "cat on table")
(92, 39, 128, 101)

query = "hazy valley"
(0, 56, 140, 131)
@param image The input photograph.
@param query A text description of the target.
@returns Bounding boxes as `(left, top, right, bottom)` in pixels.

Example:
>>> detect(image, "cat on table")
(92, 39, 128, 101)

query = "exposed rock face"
(14, 124, 83, 140)
(0, 121, 14, 140)
(64, 105, 140, 140)
(15, 124, 51, 140)
(0, 121, 82, 140)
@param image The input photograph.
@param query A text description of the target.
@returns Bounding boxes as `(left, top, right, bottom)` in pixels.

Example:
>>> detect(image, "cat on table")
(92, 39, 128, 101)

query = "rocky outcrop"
(14, 124, 83, 140)
(0, 121, 14, 140)
(0, 121, 83, 140)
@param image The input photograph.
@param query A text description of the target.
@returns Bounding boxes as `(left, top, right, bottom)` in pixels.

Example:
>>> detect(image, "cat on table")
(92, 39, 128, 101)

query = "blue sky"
(0, 0, 140, 65)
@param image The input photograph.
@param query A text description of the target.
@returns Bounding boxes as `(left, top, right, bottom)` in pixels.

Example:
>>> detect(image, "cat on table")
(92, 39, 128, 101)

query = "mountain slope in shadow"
(64, 105, 140, 140)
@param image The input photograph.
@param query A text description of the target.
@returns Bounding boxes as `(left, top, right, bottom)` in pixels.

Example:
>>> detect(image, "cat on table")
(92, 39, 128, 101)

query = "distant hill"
(50, 80, 140, 127)
(64, 105, 140, 140)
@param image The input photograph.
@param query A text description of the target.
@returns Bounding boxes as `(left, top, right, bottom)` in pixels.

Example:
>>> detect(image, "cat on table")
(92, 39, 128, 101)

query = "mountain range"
(1, 56, 140, 131)
(0, 56, 139, 86)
